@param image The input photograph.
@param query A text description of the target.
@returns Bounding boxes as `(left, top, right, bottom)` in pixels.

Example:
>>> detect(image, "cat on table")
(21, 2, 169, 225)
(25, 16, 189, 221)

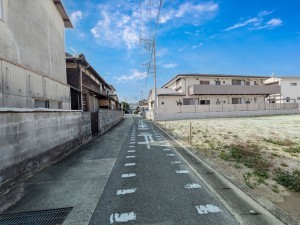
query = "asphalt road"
(89, 117, 241, 225)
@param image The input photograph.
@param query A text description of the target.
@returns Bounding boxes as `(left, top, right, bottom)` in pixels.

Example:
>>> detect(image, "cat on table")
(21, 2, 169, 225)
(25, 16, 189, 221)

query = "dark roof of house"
(66, 53, 112, 89)
(162, 74, 270, 88)
(53, 0, 73, 28)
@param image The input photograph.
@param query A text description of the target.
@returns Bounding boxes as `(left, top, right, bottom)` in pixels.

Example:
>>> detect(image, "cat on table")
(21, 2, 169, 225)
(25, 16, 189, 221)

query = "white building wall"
(281, 79, 300, 103)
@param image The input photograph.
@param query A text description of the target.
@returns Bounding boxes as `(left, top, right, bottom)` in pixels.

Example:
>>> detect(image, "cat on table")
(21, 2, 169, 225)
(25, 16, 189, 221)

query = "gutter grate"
(0, 207, 72, 225)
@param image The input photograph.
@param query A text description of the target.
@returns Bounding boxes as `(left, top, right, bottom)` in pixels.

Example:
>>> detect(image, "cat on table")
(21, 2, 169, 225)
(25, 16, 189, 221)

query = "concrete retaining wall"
(98, 109, 123, 134)
(153, 109, 300, 121)
(0, 111, 92, 212)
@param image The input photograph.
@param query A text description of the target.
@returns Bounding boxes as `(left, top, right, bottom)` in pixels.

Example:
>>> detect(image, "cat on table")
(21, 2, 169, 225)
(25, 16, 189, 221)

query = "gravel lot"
(158, 114, 300, 220)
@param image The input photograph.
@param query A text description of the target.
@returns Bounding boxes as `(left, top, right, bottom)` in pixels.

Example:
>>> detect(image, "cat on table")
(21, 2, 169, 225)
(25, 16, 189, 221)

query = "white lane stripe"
(128, 150, 136, 153)
(129, 146, 135, 147)
(122, 173, 136, 178)
(125, 163, 136, 167)
(163, 149, 171, 151)
(195, 204, 222, 215)
(126, 156, 135, 158)
(161, 144, 167, 147)
(167, 154, 175, 156)
(185, 183, 201, 189)
(117, 188, 137, 195)
(171, 161, 181, 164)
(149, 135, 154, 142)
(176, 170, 189, 174)
(130, 142, 136, 144)
(110, 212, 136, 224)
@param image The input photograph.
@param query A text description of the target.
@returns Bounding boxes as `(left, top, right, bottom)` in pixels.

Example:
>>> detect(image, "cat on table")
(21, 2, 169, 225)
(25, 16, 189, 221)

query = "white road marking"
(126, 156, 135, 158)
(130, 142, 136, 144)
(195, 204, 222, 215)
(110, 212, 137, 224)
(167, 154, 175, 156)
(128, 150, 136, 153)
(117, 188, 137, 195)
(176, 170, 189, 174)
(129, 146, 135, 148)
(145, 135, 150, 149)
(138, 142, 146, 144)
(125, 163, 136, 167)
(122, 173, 136, 178)
(185, 183, 201, 189)
(161, 144, 167, 147)
(171, 161, 181, 164)
(163, 149, 171, 151)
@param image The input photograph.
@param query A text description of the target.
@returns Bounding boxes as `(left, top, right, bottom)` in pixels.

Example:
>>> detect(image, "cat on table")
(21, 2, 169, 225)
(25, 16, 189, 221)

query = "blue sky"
(63, 0, 300, 103)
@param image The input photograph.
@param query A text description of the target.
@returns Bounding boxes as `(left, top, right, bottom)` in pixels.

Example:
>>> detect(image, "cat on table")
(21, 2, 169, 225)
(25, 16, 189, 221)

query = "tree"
(121, 101, 130, 113)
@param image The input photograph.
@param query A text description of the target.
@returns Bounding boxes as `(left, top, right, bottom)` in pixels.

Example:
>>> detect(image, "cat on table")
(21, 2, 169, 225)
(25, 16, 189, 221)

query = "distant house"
(0, 0, 73, 109)
(265, 76, 300, 104)
(66, 53, 120, 111)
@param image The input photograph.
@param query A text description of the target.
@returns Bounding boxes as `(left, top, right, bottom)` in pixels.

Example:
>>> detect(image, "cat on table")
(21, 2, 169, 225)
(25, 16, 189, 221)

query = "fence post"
(189, 122, 192, 145)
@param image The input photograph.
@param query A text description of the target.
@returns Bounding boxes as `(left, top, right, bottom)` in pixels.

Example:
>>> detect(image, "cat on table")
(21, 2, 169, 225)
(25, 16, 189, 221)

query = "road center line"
(167, 154, 175, 156)
(122, 173, 136, 178)
(185, 183, 201, 189)
(126, 156, 135, 158)
(117, 188, 137, 195)
(176, 170, 189, 174)
(110, 212, 136, 224)
(125, 163, 136, 167)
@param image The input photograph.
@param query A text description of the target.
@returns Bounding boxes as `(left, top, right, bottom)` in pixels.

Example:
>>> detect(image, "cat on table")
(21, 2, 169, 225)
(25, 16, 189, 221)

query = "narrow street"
(89, 116, 240, 225)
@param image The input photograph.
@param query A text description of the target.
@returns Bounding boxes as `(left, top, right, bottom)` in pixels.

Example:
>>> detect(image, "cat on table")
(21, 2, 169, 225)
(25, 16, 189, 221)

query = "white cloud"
(117, 69, 147, 82)
(224, 10, 282, 31)
(192, 43, 203, 49)
(156, 48, 168, 57)
(159, 2, 218, 24)
(162, 63, 178, 69)
(70, 10, 83, 27)
(224, 18, 260, 31)
(178, 45, 188, 52)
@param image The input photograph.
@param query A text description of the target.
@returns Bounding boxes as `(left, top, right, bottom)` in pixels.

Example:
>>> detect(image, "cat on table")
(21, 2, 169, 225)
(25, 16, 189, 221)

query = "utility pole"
(153, 41, 157, 114)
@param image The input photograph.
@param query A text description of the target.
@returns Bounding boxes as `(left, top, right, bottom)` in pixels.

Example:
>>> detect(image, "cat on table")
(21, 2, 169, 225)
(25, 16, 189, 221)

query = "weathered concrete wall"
(0, 0, 66, 82)
(0, 111, 92, 212)
(152, 109, 300, 121)
(98, 109, 123, 134)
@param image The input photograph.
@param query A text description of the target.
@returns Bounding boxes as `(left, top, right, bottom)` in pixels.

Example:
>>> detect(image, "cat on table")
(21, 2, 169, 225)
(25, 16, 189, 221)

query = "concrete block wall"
(98, 109, 123, 134)
(0, 111, 92, 212)
(153, 109, 300, 121)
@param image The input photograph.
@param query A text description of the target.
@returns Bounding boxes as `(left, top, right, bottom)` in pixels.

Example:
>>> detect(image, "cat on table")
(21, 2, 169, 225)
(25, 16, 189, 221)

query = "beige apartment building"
(0, 0, 72, 109)
(146, 74, 299, 120)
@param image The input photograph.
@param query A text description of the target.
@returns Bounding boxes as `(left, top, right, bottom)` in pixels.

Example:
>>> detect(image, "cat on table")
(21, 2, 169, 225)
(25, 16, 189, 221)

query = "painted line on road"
(110, 212, 136, 224)
(126, 156, 136, 158)
(167, 154, 175, 156)
(117, 188, 137, 195)
(129, 146, 135, 148)
(125, 163, 136, 167)
(122, 173, 136, 178)
(195, 204, 222, 215)
(171, 161, 181, 164)
(130, 142, 136, 144)
(176, 170, 189, 174)
(185, 183, 201, 189)
(163, 148, 171, 151)
(127, 150, 136, 153)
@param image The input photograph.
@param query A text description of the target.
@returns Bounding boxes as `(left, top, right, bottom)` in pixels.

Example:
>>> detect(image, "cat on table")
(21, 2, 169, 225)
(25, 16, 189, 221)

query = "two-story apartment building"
(265, 76, 300, 104)
(66, 53, 120, 111)
(0, 0, 72, 109)
(148, 74, 283, 116)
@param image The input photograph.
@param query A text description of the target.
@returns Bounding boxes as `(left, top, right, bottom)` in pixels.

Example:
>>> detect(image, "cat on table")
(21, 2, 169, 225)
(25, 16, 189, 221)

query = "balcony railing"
(189, 84, 281, 95)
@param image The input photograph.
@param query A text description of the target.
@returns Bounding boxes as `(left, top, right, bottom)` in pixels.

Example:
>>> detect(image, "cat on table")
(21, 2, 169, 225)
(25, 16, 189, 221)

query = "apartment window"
(254, 80, 258, 85)
(297, 97, 300, 100)
(200, 80, 209, 85)
(0, 0, 3, 20)
(200, 100, 210, 105)
(232, 98, 245, 104)
(290, 82, 297, 86)
(215, 80, 220, 85)
(232, 79, 245, 85)
(246, 81, 250, 85)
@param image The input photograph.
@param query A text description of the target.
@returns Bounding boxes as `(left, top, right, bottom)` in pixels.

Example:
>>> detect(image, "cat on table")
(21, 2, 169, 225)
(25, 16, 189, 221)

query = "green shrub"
(273, 168, 300, 192)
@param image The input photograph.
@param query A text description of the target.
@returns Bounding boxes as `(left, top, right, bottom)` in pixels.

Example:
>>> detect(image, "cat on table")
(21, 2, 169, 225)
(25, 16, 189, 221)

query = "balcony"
(189, 84, 281, 95)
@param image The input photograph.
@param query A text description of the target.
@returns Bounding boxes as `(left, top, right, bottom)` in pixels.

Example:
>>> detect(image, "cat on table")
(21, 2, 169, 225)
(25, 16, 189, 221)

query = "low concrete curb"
(155, 122, 300, 225)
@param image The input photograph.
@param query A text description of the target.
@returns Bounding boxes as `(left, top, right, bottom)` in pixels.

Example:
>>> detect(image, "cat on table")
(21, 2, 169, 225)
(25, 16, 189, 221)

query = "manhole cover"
(0, 207, 72, 225)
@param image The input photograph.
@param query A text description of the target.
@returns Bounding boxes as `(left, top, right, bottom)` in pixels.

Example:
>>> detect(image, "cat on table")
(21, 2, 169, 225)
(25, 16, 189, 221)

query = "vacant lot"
(158, 115, 300, 220)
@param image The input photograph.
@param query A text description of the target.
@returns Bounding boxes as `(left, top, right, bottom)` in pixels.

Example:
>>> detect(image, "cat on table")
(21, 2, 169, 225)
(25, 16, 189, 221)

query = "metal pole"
(153, 41, 157, 117)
